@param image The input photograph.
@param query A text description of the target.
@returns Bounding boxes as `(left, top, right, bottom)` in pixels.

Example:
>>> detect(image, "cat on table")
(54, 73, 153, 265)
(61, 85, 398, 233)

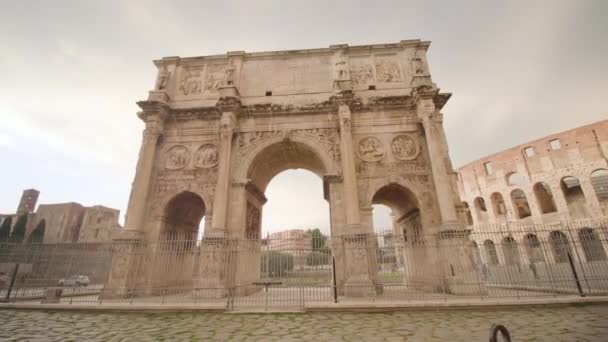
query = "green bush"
(306, 251, 331, 266)
(261, 251, 294, 277)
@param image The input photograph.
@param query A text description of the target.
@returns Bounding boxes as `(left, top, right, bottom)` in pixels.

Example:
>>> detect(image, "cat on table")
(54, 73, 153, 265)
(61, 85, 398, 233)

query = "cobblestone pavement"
(1, 304, 607, 341)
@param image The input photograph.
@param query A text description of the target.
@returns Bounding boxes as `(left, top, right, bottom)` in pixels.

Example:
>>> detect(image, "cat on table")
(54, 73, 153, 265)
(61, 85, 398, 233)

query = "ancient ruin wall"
(458, 119, 608, 226)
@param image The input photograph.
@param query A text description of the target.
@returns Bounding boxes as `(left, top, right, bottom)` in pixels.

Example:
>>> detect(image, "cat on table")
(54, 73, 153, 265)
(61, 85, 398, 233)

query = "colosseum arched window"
(501, 236, 521, 265)
(510, 189, 531, 219)
(560, 176, 587, 218)
(590, 169, 608, 214)
(524, 233, 545, 263)
(533, 182, 557, 214)
(578, 228, 607, 262)
(474, 197, 489, 223)
(490, 192, 507, 219)
(549, 231, 572, 263)
(483, 239, 499, 265)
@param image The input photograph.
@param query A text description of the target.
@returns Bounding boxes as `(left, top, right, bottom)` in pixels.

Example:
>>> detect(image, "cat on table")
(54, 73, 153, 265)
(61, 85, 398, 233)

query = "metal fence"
(0, 218, 607, 310)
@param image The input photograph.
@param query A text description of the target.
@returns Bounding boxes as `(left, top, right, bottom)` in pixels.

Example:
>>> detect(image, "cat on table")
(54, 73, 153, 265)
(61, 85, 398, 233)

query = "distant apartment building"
(268, 229, 312, 254)
(0, 189, 122, 243)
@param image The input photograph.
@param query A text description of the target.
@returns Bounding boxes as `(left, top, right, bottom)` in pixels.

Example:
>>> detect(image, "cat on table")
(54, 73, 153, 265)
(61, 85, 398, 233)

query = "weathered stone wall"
(458, 120, 608, 225)
(78, 206, 122, 242)
(116, 40, 472, 297)
(34, 203, 85, 243)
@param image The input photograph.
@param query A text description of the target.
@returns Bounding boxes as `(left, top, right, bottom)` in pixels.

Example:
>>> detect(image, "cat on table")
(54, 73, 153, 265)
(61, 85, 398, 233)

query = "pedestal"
(340, 233, 381, 297)
(193, 238, 233, 299)
(436, 229, 488, 295)
(100, 231, 145, 299)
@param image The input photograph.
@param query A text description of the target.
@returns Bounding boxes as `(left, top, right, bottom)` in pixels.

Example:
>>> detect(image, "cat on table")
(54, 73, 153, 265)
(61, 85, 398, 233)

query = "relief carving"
(246, 203, 260, 237)
(357, 137, 385, 162)
(150, 169, 217, 215)
(204, 64, 227, 94)
(242, 101, 336, 116)
(155, 66, 170, 90)
(165, 146, 190, 170)
(358, 161, 428, 178)
(412, 57, 425, 75)
(223, 64, 235, 86)
(238, 131, 282, 151)
(194, 144, 219, 168)
(179, 68, 202, 96)
(391, 135, 419, 161)
(334, 54, 349, 80)
(351, 64, 374, 87)
(293, 128, 341, 162)
(375, 60, 402, 83)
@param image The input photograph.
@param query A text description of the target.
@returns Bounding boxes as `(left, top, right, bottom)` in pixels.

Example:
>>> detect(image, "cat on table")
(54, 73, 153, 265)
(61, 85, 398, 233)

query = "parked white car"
(57, 275, 90, 287)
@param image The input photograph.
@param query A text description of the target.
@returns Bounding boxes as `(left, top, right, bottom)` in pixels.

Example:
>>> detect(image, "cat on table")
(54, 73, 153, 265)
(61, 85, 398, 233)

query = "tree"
(0, 216, 12, 242)
(309, 228, 327, 252)
(10, 214, 28, 243)
(27, 220, 46, 243)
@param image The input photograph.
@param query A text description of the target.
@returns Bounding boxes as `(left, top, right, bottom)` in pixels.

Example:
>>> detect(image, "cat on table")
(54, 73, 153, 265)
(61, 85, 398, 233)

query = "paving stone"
(1, 305, 608, 340)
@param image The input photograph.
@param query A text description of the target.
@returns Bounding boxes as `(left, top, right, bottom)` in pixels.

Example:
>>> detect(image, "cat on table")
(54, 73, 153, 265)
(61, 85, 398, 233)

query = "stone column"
(413, 88, 458, 224)
(101, 231, 145, 299)
(124, 103, 168, 232)
(337, 104, 361, 229)
(579, 178, 602, 217)
(334, 99, 379, 297)
(210, 110, 237, 234)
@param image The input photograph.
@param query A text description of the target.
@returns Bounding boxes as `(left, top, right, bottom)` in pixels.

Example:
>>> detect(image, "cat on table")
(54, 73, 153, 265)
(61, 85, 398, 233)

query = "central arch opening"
(241, 139, 332, 294)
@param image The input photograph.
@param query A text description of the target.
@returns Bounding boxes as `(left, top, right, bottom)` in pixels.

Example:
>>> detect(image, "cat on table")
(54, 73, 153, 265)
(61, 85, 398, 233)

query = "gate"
(228, 233, 334, 311)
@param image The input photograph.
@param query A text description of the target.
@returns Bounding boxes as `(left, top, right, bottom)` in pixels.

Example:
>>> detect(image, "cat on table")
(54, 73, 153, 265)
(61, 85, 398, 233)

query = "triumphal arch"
(105, 40, 478, 299)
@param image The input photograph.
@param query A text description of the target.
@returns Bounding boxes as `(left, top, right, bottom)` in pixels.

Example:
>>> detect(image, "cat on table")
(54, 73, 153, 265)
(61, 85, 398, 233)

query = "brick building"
(0, 189, 122, 243)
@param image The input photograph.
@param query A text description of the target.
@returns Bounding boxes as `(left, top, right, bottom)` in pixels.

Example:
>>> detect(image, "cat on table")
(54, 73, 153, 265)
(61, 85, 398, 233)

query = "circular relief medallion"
(193, 144, 219, 168)
(391, 134, 419, 160)
(165, 145, 190, 170)
(357, 136, 385, 162)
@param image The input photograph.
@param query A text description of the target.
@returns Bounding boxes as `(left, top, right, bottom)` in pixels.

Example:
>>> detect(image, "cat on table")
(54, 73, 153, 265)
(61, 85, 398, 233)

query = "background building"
(456, 120, 608, 269)
(0, 189, 123, 243)
(458, 119, 608, 226)
(268, 229, 312, 254)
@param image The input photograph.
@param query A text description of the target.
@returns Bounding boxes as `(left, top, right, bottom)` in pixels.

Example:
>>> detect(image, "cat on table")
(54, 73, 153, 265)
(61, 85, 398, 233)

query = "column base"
(344, 277, 377, 297)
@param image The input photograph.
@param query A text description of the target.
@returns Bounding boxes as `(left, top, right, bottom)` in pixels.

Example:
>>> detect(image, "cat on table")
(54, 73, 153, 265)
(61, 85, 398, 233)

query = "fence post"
(332, 256, 338, 303)
(4, 263, 20, 302)
(566, 252, 585, 297)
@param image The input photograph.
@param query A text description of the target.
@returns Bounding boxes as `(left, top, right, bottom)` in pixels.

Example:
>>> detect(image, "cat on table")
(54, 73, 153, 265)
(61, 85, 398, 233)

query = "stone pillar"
(332, 94, 378, 297)
(337, 104, 361, 228)
(415, 100, 458, 224)
(124, 103, 168, 232)
(210, 110, 237, 234)
(436, 229, 487, 295)
(101, 231, 145, 299)
(579, 178, 602, 217)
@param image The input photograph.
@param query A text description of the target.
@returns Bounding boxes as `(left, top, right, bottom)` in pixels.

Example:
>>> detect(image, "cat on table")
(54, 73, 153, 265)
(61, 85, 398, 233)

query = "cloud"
(0, 0, 606, 230)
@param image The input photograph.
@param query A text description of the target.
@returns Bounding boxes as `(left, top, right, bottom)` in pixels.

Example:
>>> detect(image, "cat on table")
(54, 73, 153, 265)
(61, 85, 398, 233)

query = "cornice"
(152, 40, 431, 66)
(159, 94, 426, 122)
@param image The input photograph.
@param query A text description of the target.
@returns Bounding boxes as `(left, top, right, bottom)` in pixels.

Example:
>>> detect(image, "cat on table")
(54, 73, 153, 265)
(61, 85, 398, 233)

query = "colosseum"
(457, 119, 608, 278)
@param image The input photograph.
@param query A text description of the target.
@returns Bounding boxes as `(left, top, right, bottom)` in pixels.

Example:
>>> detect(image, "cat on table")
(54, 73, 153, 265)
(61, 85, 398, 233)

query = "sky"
(1, 0, 607, 234)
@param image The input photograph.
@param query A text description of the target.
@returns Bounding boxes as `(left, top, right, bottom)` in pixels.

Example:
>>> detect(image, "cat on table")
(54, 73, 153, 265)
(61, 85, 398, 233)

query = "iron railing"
(0, 218, 606, 310)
